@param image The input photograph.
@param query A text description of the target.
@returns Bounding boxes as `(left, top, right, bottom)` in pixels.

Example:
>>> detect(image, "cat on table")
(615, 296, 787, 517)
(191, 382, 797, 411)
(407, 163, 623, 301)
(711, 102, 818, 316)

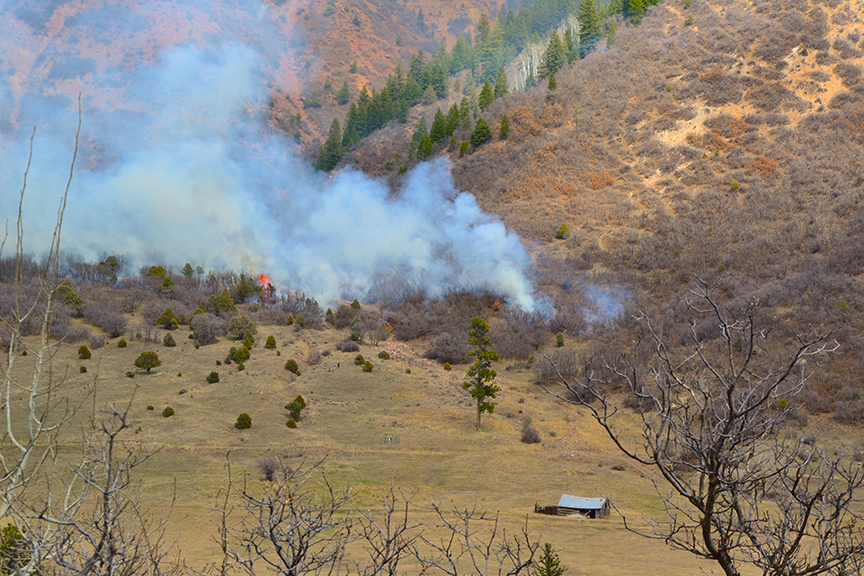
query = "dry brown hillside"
(345, 0, 864, 419)
(0, 0, 501, 147)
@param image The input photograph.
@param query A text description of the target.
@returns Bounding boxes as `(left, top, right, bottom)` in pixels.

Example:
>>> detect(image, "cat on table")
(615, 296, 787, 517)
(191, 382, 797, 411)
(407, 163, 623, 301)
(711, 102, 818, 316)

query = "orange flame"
(259, 274, 274, 301)
(494, 300, 501, 306)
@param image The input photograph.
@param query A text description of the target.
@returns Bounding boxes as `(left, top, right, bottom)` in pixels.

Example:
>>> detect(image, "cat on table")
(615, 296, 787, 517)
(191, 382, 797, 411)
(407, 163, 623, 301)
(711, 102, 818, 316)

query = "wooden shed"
(534, 494, 611, 518)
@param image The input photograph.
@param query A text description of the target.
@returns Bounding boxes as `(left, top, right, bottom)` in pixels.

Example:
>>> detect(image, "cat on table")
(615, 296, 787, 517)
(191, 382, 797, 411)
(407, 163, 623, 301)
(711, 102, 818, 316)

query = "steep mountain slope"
(0, 0, 497, 148)
(346, 0, 864, 416)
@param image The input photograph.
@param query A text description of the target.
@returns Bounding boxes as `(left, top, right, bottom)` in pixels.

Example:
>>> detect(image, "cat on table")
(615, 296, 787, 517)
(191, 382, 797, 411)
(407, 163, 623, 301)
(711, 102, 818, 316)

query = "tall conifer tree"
(578, 0, 601, 57)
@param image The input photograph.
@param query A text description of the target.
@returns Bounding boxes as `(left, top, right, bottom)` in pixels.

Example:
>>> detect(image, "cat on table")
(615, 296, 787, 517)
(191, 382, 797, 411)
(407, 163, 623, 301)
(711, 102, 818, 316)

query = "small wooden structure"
(534, 494, 611, 519)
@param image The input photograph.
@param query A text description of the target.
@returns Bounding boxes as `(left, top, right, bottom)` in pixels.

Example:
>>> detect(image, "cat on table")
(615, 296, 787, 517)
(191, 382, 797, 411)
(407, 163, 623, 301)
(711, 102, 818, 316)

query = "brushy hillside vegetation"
(342, 0, 864, 422)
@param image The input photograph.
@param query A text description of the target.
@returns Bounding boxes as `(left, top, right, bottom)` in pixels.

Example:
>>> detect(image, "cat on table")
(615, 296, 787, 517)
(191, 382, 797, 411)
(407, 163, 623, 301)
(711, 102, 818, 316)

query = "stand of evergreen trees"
(314, 0, 663, 171)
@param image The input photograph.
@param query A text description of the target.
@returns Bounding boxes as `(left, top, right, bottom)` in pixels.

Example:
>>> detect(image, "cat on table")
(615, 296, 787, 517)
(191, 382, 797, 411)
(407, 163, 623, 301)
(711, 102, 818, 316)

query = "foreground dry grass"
(19, 319, 841, 575)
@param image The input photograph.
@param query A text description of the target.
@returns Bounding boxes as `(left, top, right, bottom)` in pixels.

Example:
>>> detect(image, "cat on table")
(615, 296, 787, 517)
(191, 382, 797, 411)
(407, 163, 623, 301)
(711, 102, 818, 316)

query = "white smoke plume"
(0, 1, 537, 309)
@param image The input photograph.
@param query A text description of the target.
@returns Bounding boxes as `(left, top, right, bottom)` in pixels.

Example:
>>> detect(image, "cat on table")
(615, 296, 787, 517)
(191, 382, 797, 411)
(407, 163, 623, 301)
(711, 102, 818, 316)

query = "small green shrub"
(284, 359, 300, 375)
(264, 335, 277, 349)
(78, 345, 91, 360)
(351, 299, 361, 309)
(237, 363, 245, 372)
(362, 361, 374, 372)
(556, 332, 565, 347)
(163, 333, 176, 347)
(243, 336, 254, 351)
(117, 338, 127, 348)
(216, 360, 221, 365)
(21, 350, 26, 356)
(378, 351, 390, 360)
(207, 371, 220, 384)
(162, 407, 175, 418)
(354, 354, 365, 365)
(155, 309, 180, 330)
(80, 366, 87, 373)
(459, 141, 469, 157)
(147, 405, 154, 410)
(296, 315, 306, 328)
(235, 412, 252, 430)
(285, 401, 303, 421)
(286, 417, 297, 428)
(293, 394, 306, 409)
(405, 368, 411, 374)
(730, 180, 740, 191)
(555, 223, 570, 239)
(286, 316, 294, 326)
(126, 371, 135, 378)
(443, 362, 452, 371)
(227, 346, 250, 364)
(684, 15, 694, 25)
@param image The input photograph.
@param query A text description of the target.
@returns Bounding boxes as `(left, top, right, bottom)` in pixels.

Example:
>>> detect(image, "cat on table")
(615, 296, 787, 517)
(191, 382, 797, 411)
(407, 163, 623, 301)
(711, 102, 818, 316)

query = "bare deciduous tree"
(542, 280, 864, 576)
(412, 504, 538, 576)
(35, 400, 177, 576)
(0, 109, 81, 524)
(227, 461, 353, 576)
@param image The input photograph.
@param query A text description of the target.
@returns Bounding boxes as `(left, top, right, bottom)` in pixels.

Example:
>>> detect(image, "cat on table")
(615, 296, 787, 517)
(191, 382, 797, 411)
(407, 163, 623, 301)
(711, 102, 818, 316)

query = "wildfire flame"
(259, 273, 274, 301)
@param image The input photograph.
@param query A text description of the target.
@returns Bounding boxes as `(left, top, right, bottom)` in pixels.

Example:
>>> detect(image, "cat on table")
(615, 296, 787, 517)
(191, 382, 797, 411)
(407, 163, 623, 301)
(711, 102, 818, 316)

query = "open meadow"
(7, 317, 731, 574)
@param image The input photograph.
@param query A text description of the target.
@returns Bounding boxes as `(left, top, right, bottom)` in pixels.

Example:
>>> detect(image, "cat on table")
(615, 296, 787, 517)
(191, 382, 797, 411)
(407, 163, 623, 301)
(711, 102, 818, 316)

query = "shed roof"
(557, 495, 607, 509)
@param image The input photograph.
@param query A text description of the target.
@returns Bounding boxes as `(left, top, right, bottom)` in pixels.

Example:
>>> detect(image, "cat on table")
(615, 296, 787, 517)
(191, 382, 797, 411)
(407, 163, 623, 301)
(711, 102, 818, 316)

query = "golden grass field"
(14, 317, 863, 575)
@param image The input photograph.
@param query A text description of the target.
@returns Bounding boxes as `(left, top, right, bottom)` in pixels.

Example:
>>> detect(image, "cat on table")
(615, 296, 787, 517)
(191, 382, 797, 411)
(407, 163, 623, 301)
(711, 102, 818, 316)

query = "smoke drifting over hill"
(0, 0, 536, 309)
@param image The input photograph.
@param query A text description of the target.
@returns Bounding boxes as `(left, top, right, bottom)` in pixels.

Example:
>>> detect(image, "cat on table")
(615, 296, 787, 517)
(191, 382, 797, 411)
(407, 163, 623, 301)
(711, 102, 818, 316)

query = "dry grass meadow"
(9, 317, 724, 575)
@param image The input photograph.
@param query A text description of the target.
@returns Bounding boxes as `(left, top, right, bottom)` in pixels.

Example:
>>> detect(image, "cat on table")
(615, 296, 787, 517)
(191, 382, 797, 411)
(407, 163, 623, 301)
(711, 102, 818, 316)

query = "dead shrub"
(520, 425, 542, 444)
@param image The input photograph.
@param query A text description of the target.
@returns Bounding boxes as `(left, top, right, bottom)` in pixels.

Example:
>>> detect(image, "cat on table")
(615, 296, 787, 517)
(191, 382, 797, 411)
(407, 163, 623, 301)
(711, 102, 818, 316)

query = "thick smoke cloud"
(0, 1, 537, 309)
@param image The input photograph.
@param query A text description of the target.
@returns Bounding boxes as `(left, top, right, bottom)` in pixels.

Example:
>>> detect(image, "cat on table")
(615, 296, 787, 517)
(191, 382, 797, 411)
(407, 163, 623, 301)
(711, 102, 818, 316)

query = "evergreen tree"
(500, 114, 510, 139)
(547, 72, 557, 92)
(314, 119, 343, 172)
(470, 118, 493, 148)
(525, 70, 536, 90)
(579, 0, 602, 56)
(628, 0, 646, 23)
(478, 80, 495, 110)
(336, 79, 350, 105)
(494, 65, 509, 98)
(417, 133, 433, 159)
(430, 108, 448, 143)
(608, 0, 625, 15)
(479, 23, 504, 80)
(607, 22, 618, 47)
(450, 35, 475, 73)
(134, 351, 162, 373)
(416, 8, 428, 32)
(535, 543, 567, 576)
(461, 317, 500, 430)
(394, 98, 409, 123)
(459, 97, 473, 130)
(342, 103, 361, 148)
(475, 14, 492, 48)
(421, 85, 438, 105)
(403, 78, 422, 105)
(408, 50, 426, 86)
(446, 104, 461, 135)
(424, 59, 449, 99)
(545, 29, 567, 75)
(409, 117, 428, 158)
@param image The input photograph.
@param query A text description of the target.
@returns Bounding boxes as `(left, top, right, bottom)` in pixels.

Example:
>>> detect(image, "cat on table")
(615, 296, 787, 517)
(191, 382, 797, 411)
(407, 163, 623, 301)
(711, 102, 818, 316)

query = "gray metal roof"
(557, 494, 607, 509)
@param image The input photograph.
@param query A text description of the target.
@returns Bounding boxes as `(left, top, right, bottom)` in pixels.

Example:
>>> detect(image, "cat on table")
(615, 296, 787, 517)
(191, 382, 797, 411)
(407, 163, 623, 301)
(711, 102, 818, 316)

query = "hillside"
(0, 0, 501, 148)
(342, 0, 864, 419)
